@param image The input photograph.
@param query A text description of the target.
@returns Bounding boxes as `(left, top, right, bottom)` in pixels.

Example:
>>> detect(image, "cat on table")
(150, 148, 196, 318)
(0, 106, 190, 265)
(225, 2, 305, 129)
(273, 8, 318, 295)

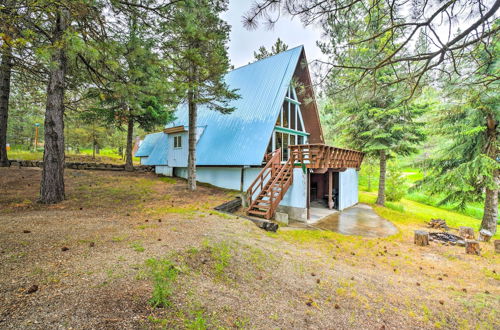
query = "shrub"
(385, 163, 408, 202)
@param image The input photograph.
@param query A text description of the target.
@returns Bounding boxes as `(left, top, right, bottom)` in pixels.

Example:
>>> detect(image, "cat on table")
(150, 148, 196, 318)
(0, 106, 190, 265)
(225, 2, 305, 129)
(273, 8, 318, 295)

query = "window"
(290, 103, 296, 130)
(276, 85, 305, 132)
(266, 137, 273, 154)
(270, 84, 309, 162)
(173, 135, 182, 148)
(282, 103, 289, 128)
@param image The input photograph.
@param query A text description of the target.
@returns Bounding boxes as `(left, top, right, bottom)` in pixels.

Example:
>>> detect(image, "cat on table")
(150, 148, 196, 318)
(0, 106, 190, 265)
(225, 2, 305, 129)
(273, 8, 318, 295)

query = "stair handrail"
(246, 148, 282, 207)
(268, 155, 295, 217)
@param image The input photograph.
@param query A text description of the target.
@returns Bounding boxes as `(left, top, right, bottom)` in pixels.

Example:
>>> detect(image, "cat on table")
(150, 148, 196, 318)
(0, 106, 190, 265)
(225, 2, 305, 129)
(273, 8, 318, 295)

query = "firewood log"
(495, 240, 500, 254)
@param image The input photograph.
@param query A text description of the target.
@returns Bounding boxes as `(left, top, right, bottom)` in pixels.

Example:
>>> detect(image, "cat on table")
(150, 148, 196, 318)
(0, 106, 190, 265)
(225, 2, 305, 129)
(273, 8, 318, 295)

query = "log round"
(414, 230, 429, 246)
(494, 240, 500, 254)
(459, 226, 475, 239)
(465, 240, 480, 255)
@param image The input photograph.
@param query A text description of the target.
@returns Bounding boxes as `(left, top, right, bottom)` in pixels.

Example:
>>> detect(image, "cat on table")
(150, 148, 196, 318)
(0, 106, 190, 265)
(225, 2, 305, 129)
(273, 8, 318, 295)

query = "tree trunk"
(480, 114, 498, 235)
(376, 150, 386, 206)
(414, 230, 429, 246)
(0, 36, 13, 167)
(125, 111, 134, 171)
(92, 123, 96, 159)
(187, 87, 197, 191)
(39, 9, 68, 204)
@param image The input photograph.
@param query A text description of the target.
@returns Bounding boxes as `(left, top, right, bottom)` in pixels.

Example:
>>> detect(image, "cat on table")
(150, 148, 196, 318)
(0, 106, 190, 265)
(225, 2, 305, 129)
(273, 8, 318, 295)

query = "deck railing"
(289, 144, 364, 169)
(246, 148, 281, 207)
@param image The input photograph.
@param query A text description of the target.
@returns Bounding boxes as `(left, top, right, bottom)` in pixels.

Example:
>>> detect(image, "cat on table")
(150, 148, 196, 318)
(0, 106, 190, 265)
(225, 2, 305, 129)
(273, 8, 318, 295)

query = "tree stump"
(495, 240, 500, 254)
(465, 240, 480, 255)
(478, 229, 493, 242)
(459, 226, 475, 239)
(414, 230, 429, 246)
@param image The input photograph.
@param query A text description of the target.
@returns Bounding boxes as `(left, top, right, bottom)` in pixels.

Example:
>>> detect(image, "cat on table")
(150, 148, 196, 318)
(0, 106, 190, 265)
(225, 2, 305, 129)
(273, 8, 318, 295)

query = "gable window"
(173, 135, 182, 149)
(271, 84, 309, 161)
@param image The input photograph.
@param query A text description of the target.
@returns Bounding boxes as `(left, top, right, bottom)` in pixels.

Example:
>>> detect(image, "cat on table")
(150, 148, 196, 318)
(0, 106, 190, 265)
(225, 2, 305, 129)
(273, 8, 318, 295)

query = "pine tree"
(421, 34, 499, 235)
(422, 90, 499, 234)
(253, 38, 289, 61)
(0, 0, 17, 167)
(323, 2, 428, 206)
(162, 0, 239, 191)
(85, 12, 176, 169)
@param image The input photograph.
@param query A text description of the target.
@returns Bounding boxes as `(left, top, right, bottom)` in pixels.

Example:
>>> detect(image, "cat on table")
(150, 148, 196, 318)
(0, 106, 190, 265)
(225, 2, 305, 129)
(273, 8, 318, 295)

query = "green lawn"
(359, 166, 499, 222)
(7, 148, 139, 164)
(360, 191, 499, 239)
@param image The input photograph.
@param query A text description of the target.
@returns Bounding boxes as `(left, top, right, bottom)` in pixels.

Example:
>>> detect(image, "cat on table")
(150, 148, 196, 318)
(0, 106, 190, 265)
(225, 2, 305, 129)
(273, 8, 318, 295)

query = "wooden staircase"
(246, 149, 295, 219)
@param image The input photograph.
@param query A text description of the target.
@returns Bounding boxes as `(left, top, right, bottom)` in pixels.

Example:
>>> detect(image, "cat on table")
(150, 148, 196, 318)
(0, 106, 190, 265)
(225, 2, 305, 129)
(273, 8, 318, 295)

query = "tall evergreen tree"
(86, 12, 176, 169)
(423, 90, 499, 234)
(322, 2, 427, 206)
(253, 37, 288, 61)
(419, 32, 499, 235)
(0, 0, 17, 167)
(162, 0, 239, 191)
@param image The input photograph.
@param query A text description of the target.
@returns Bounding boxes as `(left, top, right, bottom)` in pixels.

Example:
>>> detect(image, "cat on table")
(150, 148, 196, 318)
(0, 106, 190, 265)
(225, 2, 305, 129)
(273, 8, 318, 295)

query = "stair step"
(251, 204, 271, 210)
(247, 209, 269, 216)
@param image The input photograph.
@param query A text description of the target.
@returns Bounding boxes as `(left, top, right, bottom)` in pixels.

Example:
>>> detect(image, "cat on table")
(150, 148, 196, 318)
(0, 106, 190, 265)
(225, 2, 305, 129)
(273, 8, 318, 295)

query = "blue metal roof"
(135, 132, 163, 157)
(142, 133, 169, 165)
(169, 45, 304, 166)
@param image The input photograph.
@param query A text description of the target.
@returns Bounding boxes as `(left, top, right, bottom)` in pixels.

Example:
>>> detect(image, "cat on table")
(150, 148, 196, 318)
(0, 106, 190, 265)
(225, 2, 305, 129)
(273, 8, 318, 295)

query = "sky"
(221, 1, 326, 68)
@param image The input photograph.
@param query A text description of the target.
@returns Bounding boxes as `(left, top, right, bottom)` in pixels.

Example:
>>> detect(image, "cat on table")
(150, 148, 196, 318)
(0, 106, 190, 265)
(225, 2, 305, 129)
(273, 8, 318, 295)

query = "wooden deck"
(289, 144, 364, 170)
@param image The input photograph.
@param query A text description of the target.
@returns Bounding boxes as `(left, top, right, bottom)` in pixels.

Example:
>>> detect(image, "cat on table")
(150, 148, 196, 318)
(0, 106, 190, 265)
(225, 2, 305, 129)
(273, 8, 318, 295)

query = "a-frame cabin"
(136, 46, 364, 222)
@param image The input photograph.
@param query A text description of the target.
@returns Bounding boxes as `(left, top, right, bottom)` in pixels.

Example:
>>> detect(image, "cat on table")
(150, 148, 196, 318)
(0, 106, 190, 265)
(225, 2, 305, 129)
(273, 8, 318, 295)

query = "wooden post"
(465, 240, 480, 255)
(478, 229, 493, 242)
(414, 230, 429, 246)
(459, 226, 475, 239)
(494, 240, 500, 254)
(328, 169, 333, 210)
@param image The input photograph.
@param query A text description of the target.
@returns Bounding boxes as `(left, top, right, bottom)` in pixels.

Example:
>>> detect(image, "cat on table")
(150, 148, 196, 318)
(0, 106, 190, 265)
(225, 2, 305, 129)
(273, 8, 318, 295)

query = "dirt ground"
(0, 168, 498, 329)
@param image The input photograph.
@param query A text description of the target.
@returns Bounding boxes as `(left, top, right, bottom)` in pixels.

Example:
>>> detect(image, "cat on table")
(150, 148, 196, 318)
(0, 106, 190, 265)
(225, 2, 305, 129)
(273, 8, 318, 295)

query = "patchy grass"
(1, 167, 498, 329)
(158, 176, 177, 184)
(184, 310, 208, 329)
(146, 258, 179, 308)
(130, 241, 145, 252)
(209, 241, 232, 279)
(209, 210, 235, 219)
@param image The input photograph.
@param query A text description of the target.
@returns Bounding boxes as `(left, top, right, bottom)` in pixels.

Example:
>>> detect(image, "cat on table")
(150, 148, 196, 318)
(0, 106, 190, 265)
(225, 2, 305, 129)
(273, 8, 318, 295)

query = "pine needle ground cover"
(0, 167, 498, 329)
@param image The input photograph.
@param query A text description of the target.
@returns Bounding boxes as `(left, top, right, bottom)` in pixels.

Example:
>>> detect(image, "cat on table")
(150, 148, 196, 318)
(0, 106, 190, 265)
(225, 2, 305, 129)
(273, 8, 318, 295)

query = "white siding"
(338, 168, 359, 210)
(174, 167, 242, 190)
(280, 168, 307, 208)
(242, 167, 306, 208)
(140, 156, 148, 165)
(173, 166, 307, 209)
(155, 166, 173, 176)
